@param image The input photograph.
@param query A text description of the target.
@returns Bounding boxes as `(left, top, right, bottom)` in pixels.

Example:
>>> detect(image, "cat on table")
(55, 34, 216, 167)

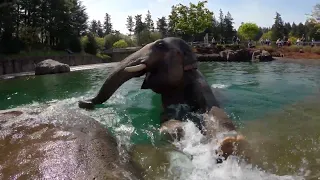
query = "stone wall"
(0, 55, 104, 75)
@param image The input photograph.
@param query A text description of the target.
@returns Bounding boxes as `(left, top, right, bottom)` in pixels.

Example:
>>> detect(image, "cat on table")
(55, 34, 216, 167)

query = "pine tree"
(126, 16, 134, 35)
(271, 12, 285, 41)
(145, 10, 154, 32)
(157, 16, 168, 38)
(224, 12, 235, 40)
(218, 9, 225, 39)
(97, 20, 104, 37)
(103, 13, 112, 35)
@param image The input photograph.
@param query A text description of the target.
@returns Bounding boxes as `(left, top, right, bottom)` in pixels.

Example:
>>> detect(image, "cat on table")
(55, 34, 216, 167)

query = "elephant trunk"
(79, 47, 150, 109)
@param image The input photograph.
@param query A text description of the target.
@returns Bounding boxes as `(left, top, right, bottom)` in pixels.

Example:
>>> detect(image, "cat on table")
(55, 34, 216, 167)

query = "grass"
(256, 45, 320, 55)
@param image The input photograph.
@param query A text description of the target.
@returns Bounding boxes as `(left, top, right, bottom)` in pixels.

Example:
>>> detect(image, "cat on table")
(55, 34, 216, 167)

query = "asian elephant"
(79, 37, 251, 161)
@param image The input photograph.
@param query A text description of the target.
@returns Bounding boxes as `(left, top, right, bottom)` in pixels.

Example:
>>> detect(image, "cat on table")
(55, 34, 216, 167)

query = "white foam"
(211, 84, 230, 89)
(167, 121, 304, 180)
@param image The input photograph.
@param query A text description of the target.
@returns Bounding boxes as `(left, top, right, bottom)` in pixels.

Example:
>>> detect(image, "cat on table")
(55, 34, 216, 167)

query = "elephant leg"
(204, 106, 252, 162)
(159, 119, 186, 142)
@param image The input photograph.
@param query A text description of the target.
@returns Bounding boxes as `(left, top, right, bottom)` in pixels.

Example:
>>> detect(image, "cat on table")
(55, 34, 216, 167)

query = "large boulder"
(260, 50, 273, 61)
(35, 59, 70, 75)
(219, 49, 251, 62)
(0, 107, 142, 180)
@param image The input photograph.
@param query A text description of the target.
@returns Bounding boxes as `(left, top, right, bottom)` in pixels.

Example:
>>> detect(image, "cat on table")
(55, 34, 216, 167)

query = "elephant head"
(79, 37, 219, 111)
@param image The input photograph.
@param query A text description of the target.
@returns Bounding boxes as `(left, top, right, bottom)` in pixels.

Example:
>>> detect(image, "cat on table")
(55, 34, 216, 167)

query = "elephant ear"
(167, 50, 184, 86)
(178, 40, 198, 68)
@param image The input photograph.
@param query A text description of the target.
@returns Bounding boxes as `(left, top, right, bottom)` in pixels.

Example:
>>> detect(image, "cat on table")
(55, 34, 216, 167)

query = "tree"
(134, 14, 145, 45)
(157, 16, 168, 38)
(218, 9, 225, 38)
(310, 3, 320, 22)
(224, 12, 235, 40)
(284, 22, 292, 37)
(113, 39, 128, 48)
(297, 22, 306, 37)
(84, 33, 98, 55)
(89, 20, 98, 35)
(103, 13, 112, 35)
(97, 20, 104, 37)
(126, 16, 134, 35)
(168, 5, 178, 36)
(237, 22, 260, 40)
(170, 0, 213, 41)
(261, 31, 273, 40)
(145, 10, 154, 32)
(290, 22, 298, 37)
(271, 12, 285, 41)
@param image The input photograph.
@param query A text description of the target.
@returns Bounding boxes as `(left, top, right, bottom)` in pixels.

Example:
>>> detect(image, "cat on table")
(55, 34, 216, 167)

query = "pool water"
(1, 61, 320, 179)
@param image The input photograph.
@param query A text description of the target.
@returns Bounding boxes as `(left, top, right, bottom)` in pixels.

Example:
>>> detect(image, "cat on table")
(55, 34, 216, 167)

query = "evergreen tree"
(134, 14, 145, 45)
(218, 9, 225, 39)
(89, 20, 98, 35)
(103, 13, 112, 35)
(168, 5, 178, 36)
(156, 16, 168, 38)
(271, 12, 285, 41)
(297, 22, 306, 38)
(224, 12, 235, 40)
(291, 22, 298, 37)
(145, 10, 154, 32)
(284, 22, 292, 37)
(84, 33, 98, 55)
(126, 16, 134, 35)
(97, 20, 104, 37)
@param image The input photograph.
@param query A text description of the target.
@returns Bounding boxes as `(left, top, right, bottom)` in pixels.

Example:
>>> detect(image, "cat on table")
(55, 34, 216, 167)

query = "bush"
(113, 39, 128, 48)
(84, 33, 98, 55)
(96, 53, 111, 61)
(311, 47, 320, 55)
(258, 45, 275, 53)
(69, 36, 82, 53)
(104, 34, 121, 49)
(95, 37, 105, 51)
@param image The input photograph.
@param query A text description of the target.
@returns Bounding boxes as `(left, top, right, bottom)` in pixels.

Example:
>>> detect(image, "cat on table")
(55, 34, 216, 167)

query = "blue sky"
(81, 0, 318, 34)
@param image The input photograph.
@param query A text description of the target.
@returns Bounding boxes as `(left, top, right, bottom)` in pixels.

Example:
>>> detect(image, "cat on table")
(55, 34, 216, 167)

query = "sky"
(81, 0, 318, 35)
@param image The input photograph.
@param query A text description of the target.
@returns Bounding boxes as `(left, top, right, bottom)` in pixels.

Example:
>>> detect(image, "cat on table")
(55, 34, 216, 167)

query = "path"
(0, 62, 119, 80)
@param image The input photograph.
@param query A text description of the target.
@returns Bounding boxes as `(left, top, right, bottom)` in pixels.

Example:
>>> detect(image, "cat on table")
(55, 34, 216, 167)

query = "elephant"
(0, 106, 143, 180)
(79, 37, 251, 162)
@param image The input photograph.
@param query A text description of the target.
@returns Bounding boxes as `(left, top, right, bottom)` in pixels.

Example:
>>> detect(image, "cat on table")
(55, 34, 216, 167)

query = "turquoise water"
(1, 61, 320, 179)
(1, 61, 319, 141)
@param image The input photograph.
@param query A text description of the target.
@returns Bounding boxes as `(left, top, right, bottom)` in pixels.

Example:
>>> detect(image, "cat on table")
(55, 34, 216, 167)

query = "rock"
(196, 53, 222, 62)
(35, 59, 70, 75)
(0, 107, 142, 180)
(260, 50, 273, 61)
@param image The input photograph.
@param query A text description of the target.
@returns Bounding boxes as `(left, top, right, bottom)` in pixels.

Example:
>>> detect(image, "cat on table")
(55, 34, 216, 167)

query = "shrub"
(104, 34, 121, 49)
(69, 36, 82, 53)
(96, 53, 111, 61)
(84, 33, 98, 55)
(258, 45, 275, 53)
(95, 37, 105, 51)
(113, 39, 128, 48)
(311, 47, 320, 55)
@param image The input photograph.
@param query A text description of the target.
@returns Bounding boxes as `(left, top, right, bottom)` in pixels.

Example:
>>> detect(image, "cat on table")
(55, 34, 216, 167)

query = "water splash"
(167, 121, 304, 180)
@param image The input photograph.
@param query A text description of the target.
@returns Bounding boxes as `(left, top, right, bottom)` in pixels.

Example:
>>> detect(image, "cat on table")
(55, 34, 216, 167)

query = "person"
(232, 36, 237, 45)
(236, 37, 240, 45)
(248, 39, 252, 48)
(311, 38, 315, 47)
(211, 37, 216, 46)
(297, 38, 301, 46)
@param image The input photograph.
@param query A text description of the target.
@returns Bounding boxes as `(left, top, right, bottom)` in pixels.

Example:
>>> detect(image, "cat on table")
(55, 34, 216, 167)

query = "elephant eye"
(155, 40, 168, 50)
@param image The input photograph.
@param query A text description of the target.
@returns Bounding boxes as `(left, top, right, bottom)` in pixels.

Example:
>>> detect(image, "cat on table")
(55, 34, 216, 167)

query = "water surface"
(1, 61, 320, 179)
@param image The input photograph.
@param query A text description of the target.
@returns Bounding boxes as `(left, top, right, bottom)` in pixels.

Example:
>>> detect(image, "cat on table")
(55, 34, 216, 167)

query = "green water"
(1, 61, 320, 178)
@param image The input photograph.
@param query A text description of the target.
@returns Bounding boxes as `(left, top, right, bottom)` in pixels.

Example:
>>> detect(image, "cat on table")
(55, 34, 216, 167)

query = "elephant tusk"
(124, 64, 146, 72)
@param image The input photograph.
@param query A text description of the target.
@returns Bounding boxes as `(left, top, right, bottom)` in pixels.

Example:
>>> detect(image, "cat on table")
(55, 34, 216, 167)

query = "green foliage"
(103, 13, 113, 35)
(126, 16, 135, 35)
(237, 23, 260, 40)
(84, 33, 98, 55)
(95, 37, 105, 51)
(69, 36, 82, 53)
(157, 17, 168, 38)
(104, 34, 121, 49)
(170, 1, 213, 38)
(96, 53, 111, 60)
(288, 36, 298, 43)
(261, 31, 273, 40)
(113, 40, 128, 48)
(271, 12, 285, 41)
